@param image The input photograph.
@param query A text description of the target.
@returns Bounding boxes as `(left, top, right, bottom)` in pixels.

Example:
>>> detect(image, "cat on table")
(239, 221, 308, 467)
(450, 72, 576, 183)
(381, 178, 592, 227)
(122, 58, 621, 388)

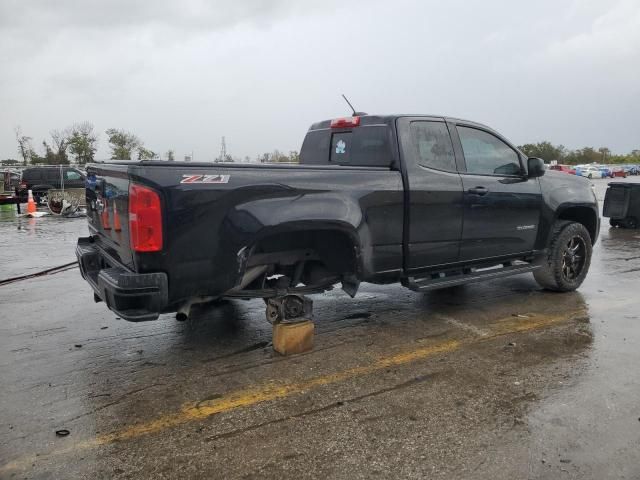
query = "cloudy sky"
(1, 0, 638, 161)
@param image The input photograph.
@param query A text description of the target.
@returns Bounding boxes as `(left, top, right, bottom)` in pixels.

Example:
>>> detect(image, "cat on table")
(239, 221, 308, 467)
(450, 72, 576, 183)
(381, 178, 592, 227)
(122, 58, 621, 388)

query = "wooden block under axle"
(273, 320, 314, 355)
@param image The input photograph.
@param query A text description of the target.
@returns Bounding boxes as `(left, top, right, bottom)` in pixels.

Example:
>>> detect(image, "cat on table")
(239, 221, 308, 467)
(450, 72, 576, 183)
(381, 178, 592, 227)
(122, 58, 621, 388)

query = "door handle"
(467, 186, 489, 196)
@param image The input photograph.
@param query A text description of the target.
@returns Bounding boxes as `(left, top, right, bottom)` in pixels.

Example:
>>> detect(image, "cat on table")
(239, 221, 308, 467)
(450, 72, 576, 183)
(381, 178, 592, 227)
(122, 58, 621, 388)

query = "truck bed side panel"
(127, 164, 404, 304)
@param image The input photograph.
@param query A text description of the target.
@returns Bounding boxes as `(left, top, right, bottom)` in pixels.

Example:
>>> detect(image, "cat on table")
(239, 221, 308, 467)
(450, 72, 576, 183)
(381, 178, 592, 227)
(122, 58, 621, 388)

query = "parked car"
(76, 114, 599, 322)
(598, 167, 613, 178)
(2, 170, 21, 191)
(581, 166, 601, 179)
(16, 166, 86, 202)
(550, 164, 576, 175)
(611, 167, 628, 178)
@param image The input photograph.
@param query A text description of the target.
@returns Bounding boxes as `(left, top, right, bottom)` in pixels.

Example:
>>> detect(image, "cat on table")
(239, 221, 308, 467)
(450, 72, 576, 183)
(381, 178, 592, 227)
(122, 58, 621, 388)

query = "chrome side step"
(403, 262, 541, 292)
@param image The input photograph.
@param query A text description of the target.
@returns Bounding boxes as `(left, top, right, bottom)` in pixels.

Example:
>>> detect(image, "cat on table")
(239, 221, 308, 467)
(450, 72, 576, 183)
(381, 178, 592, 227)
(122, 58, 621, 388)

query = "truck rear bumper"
(76, 237, 168, 321)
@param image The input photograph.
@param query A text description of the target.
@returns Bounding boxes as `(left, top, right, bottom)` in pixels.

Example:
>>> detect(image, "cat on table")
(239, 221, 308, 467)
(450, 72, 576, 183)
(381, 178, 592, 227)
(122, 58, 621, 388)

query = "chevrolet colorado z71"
(76, 114, 599, 322)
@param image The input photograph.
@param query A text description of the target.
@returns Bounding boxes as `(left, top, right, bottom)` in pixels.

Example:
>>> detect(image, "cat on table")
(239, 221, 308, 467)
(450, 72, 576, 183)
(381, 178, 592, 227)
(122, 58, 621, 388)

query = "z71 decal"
(180, 174, 230, 184)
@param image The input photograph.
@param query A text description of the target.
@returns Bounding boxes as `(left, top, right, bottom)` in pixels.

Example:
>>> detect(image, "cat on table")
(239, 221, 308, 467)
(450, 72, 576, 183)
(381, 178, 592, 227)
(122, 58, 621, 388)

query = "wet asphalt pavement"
(1, 179, 639, 479)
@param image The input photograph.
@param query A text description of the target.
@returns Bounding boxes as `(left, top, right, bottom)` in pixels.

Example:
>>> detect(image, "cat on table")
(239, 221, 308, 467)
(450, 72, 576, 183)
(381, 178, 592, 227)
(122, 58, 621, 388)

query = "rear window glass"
(300, 130, 330, 164)
(301, 126, 392, 167)
(330, 132, 352, 164)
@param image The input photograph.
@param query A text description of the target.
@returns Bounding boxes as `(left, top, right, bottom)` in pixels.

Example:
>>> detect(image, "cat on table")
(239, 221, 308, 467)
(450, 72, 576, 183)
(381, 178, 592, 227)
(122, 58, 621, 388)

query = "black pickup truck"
(76, 114, 599, 322)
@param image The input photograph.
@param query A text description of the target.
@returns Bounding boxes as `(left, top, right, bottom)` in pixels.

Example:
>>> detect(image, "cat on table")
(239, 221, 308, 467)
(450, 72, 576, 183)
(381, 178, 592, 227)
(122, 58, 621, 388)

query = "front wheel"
(534, 221, 592, 292)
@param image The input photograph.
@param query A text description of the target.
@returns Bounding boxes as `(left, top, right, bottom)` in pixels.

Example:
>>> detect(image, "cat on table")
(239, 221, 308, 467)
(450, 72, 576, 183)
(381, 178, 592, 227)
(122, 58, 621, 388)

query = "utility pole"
(219, 136, 227, 163)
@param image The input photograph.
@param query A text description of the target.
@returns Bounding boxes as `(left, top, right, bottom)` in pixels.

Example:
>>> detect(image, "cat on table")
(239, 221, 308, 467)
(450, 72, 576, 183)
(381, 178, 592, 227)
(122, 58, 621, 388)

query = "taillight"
(129, 183, 163, 252)
(330, 116, 360, 128)
(20, 182, 27, 189)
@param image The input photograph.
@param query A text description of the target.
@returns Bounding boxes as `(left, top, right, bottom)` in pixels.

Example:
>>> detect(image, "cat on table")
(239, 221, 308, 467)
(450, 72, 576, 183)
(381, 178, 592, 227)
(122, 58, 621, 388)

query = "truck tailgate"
(86, 165, 135, 270)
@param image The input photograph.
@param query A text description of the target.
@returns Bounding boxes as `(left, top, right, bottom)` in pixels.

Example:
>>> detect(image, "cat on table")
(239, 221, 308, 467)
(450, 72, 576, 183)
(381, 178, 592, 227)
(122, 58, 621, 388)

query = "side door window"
(410, 121, 456, 171)
(457, 126, 522, 176)
(65, 170, 82, 181)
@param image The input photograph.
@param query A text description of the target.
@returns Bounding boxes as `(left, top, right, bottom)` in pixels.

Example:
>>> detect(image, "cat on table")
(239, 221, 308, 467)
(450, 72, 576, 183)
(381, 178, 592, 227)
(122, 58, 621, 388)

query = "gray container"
(603, 182, 640, 228)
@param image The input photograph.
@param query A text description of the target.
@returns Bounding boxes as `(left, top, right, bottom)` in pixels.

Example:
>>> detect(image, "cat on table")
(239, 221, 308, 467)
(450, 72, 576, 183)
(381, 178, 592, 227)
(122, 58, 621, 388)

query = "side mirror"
(527, 157, 546, 178)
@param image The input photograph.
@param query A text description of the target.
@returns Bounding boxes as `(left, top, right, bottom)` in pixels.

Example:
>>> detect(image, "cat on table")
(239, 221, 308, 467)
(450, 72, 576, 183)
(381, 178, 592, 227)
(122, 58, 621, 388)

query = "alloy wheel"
(562, 236, 586, 281)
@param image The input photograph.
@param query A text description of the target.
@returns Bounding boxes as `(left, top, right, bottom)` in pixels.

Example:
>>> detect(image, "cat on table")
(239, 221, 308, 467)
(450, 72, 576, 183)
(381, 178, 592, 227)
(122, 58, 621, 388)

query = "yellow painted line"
(98, 339, 461, 443)
(488, 311, 587, 337)
(0, 309, 585, 473)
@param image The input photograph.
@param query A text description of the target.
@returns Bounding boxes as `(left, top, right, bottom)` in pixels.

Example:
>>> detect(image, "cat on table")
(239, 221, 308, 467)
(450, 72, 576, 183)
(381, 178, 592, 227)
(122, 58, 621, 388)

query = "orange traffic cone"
(27, 189, 37, 214)
(101, 200, 111, 230)
(100, 202, 111, 230)
(113, 202, 122, 231)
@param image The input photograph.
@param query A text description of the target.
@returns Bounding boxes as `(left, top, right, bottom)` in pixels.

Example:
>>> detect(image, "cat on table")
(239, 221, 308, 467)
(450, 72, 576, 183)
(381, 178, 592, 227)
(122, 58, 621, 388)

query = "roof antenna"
(341, 94, 367, 116)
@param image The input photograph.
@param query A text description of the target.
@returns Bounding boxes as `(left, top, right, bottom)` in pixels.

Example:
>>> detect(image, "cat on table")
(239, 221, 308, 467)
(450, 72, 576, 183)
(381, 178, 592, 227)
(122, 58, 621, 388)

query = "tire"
(624, 217, 638, 229)
(32, 185, 53, 204)
(32, 191, 45, 204)
(588, 173, 593, 179)
(534, 221, 592, 292)
(609, 218, 619, 227)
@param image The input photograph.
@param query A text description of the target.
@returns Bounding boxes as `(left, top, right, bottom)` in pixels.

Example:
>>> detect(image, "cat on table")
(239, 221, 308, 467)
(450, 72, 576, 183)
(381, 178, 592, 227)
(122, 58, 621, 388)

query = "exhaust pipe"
(176, 296, 215, 321)
(176, 266, 268, 320)
(175, 305, 190, 322)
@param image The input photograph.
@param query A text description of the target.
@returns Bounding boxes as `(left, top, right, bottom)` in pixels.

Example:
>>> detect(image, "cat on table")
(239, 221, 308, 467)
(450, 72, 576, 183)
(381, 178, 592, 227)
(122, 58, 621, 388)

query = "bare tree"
(42, 140, 55, 164)
(49, 128, 70, 164)
(14, 126, 32, 166)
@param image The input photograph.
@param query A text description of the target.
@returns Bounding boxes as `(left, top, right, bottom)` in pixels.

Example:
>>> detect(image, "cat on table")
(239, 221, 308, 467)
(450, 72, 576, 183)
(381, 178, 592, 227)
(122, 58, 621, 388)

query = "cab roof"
(308, 114, 493, 132)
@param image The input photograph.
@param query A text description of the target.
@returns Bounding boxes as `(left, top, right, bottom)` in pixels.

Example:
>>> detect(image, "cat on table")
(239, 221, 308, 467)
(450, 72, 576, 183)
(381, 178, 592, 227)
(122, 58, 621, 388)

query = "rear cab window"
(301, 121, 393, 167)
(331, 132, 352, 164)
